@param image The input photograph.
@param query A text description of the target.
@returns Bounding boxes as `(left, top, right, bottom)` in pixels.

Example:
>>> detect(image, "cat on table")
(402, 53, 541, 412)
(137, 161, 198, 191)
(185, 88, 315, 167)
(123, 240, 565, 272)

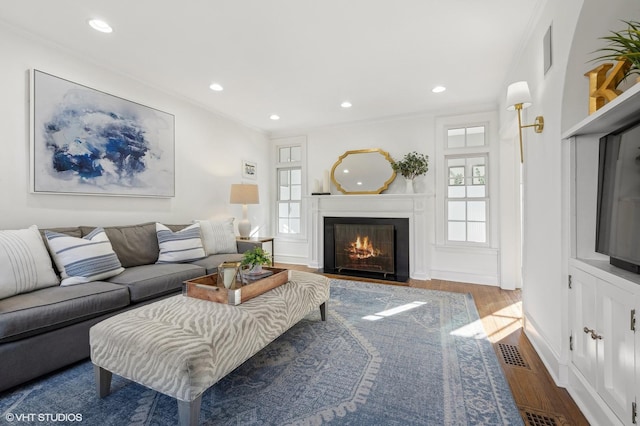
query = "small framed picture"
(242, 160, 257, 180)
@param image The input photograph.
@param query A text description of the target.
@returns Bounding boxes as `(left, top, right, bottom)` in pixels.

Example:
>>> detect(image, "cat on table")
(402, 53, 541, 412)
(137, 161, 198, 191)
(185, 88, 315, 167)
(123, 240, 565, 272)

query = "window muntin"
(445, 155, 488, 244)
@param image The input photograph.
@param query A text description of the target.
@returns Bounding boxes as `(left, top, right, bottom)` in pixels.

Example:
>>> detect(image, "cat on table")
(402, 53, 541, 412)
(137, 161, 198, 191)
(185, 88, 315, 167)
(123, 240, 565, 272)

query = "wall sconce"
(506, 81, 544, 163)
(229, 183, 259, 239)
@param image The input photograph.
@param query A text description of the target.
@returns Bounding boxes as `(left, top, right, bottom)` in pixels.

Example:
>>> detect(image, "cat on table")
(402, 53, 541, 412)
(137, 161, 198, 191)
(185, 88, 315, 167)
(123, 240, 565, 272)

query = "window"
(446, 155, 488, 243)
(444, 124, 489, 245)
(276, 145, 303, 236)
(447, 126, 485, 148)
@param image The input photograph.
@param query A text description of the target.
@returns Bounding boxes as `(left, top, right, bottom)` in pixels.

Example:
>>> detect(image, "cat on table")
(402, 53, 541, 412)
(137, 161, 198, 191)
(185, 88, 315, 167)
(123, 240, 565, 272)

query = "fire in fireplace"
(348, 235, 381, 259)
(324, 217, 409, 282)
(334, 224, 394, 275)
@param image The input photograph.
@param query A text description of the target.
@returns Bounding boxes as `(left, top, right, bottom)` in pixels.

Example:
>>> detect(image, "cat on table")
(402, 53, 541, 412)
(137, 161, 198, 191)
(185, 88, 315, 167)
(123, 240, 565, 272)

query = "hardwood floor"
(279, 264, 589, 426)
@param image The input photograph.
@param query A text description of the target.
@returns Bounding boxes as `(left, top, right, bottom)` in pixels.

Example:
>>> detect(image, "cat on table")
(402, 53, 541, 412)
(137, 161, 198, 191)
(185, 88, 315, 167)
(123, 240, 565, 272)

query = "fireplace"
(323, 217, 409, 282)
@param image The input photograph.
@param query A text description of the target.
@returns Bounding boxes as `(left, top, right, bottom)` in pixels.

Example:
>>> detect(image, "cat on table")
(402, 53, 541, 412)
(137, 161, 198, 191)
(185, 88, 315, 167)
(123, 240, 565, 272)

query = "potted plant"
(391, 151, 429, 193)
(241, 246, 271, 273)
(593, 20, 640, 85)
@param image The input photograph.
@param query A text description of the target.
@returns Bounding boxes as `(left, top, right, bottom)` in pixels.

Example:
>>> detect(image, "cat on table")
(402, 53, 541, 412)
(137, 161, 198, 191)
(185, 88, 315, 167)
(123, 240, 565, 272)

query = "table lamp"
(230, 183, 259, 239)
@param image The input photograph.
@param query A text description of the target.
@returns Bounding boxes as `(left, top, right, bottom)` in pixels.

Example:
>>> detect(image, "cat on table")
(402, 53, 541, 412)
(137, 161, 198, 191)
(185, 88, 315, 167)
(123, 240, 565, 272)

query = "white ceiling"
(0, 0, 542, 133)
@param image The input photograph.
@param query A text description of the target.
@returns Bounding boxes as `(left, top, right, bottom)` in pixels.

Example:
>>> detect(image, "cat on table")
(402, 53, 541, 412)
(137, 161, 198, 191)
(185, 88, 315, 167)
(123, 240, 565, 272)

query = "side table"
(237, 236, 275, 265)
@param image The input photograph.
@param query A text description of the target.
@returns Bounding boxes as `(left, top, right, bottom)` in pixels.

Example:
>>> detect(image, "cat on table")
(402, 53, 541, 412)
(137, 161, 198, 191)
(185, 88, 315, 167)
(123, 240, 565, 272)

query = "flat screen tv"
(596, 120, 640, 273)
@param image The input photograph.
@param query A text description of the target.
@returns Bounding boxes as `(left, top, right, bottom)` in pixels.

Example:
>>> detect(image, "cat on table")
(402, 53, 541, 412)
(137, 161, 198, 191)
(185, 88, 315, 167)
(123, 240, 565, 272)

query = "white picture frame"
(242, 160, 257, 180)
(31, 69, 175, 197)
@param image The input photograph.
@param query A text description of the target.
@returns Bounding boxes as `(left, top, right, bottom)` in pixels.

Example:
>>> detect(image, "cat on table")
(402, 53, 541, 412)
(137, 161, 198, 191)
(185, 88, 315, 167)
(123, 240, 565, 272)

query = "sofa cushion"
(0, 282, 130, 343)
(195, 218, 238, 255)
(156, 223, 206, 264)
(39, 226, 82, 241)
(81, 223, 158, 268)
(45, 228, 124, 286)
(107, 263, 205, 302)
(0, 225, 60, 300)
(191, 253, 244, 274)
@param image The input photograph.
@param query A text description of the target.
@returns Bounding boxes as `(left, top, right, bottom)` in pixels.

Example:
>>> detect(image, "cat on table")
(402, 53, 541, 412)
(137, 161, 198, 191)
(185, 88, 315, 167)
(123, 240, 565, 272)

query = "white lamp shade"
(506, 81, 532, 110)
(230, 184, 259, 204)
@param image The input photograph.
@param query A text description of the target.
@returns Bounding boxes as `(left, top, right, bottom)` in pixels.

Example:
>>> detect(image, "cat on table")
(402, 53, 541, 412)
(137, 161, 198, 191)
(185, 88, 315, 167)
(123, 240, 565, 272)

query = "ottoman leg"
(320, 301, 328, 321)
(93, 365, 112, 398)
(178, 396, 202, 426)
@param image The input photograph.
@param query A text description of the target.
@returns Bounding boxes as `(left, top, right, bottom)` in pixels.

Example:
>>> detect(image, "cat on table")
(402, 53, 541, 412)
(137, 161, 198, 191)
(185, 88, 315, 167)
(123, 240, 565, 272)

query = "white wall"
(271, 115, 435, 267)
(498, 0, 584, 384)
(0, 24, 270, 232)
(298, 114, 437, 196)
(272, 108, 512, 285)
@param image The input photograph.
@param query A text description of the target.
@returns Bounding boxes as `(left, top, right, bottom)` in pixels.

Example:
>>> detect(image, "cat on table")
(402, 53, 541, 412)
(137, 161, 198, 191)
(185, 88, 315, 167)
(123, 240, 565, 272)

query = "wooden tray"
(183, 267, 289, 305)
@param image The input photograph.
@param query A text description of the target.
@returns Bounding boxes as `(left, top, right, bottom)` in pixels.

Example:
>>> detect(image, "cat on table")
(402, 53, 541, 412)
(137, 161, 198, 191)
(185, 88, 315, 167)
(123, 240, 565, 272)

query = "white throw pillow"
(0, 225, 59, 299)
(44, 227, 124, 286)
(156, 223, 206, 263)
(194, 218, 238, 255)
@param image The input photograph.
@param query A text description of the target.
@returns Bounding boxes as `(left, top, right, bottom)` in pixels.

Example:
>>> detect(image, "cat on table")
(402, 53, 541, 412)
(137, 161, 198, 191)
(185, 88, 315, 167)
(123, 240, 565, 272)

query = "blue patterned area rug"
(0, 279, 522, 425)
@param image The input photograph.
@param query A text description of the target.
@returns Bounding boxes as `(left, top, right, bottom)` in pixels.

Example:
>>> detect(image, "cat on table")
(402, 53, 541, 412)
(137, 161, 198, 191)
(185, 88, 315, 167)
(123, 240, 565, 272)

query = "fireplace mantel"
(306, 194, 430, 280)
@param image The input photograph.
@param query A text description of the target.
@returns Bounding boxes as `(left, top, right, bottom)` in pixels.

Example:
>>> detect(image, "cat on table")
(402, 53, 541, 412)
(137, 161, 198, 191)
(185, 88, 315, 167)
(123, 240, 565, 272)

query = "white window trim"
(272, 136, 308, 241)
(434, 112, 499, 249)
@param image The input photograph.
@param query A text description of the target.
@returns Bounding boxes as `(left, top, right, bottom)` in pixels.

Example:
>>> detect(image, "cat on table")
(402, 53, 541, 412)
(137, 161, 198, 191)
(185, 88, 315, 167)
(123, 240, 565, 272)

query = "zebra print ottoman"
(89, 270, 329, 426)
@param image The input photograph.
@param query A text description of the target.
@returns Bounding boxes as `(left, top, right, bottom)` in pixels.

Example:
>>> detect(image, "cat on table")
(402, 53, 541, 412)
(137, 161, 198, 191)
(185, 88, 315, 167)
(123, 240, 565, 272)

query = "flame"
(347, 235, 381, 259)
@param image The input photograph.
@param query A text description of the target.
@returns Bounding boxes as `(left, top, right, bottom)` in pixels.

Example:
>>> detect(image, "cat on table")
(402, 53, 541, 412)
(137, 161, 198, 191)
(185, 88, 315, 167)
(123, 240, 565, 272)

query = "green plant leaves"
(391, 151, 429, 180)
(241, 246, 271, 266)
(592, 20, 640, 81)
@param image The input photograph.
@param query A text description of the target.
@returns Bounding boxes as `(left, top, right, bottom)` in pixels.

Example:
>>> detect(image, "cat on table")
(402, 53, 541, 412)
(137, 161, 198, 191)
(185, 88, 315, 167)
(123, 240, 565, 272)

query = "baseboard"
(523, 313, 562, 385)
(411, 271, 429, 280)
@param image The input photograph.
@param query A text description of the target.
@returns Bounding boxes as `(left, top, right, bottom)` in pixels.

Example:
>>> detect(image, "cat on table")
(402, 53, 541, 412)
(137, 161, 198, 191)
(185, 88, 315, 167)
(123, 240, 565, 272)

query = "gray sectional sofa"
(0, 222, 256, 393)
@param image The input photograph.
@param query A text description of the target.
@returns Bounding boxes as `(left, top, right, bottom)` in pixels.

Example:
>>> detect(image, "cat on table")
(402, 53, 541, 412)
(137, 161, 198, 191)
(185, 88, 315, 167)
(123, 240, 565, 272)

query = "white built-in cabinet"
(564, 83, 640, 426)
(569, 262, 636, 424)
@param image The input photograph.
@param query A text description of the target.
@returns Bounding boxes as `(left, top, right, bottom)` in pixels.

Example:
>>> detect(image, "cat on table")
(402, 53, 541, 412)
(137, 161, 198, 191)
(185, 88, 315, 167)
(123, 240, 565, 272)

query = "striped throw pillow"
(156, 223, 206, 263)
(0, 225, 60, 299)
(45, 227, 124, 286)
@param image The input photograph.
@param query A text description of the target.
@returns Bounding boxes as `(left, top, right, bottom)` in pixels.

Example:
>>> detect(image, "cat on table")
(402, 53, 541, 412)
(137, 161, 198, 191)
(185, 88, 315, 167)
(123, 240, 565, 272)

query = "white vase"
(405, 178, 414, 194)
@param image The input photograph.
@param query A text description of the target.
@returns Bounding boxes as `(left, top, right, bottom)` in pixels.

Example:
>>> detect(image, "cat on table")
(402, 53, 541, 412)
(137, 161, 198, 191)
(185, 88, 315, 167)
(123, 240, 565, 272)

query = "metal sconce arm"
(513, 103, 544, 163)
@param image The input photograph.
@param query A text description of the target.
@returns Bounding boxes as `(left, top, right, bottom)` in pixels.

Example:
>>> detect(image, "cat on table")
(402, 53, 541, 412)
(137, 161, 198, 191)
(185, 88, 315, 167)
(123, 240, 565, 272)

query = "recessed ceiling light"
(209, 83, 224, 92)
(357, 182, 363, 186)
(343, 169, 350, 174)
(432, 86, 446, 93)
(88, 19, 113, 33)
(341, 101, 352, 108)
(270, 114, 280, 121)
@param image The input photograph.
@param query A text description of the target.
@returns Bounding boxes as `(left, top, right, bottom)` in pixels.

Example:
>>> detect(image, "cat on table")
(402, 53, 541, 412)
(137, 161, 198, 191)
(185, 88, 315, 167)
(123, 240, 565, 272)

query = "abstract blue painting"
(31, 70, 175, 197)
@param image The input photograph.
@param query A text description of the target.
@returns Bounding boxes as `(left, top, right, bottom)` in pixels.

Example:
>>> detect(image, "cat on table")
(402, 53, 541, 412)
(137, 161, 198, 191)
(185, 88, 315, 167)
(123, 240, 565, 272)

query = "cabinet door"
(596, 280, 635, 424)
(570, 267, 598, 386)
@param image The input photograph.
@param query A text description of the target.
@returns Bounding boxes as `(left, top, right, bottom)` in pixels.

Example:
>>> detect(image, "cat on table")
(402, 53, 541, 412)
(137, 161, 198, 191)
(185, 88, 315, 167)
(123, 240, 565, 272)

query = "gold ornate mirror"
(330, 148, 396, 194)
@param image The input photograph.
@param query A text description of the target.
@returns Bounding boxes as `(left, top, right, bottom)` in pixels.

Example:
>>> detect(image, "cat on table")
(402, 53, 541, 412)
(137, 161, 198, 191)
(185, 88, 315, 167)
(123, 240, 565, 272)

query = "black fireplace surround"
(323, 216, 409, 282)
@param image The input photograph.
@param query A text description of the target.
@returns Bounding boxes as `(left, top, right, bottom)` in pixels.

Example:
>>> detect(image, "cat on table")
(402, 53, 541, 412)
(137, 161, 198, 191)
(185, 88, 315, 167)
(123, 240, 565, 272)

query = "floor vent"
(520, 407, 569, 426)
(498, 343, 529, 368)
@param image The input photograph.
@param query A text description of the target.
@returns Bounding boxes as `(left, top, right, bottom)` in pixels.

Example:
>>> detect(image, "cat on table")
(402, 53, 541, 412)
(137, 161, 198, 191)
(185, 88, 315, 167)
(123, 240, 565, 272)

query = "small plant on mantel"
(391, 151, 429, 180)
(241, 246, 271, 272)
